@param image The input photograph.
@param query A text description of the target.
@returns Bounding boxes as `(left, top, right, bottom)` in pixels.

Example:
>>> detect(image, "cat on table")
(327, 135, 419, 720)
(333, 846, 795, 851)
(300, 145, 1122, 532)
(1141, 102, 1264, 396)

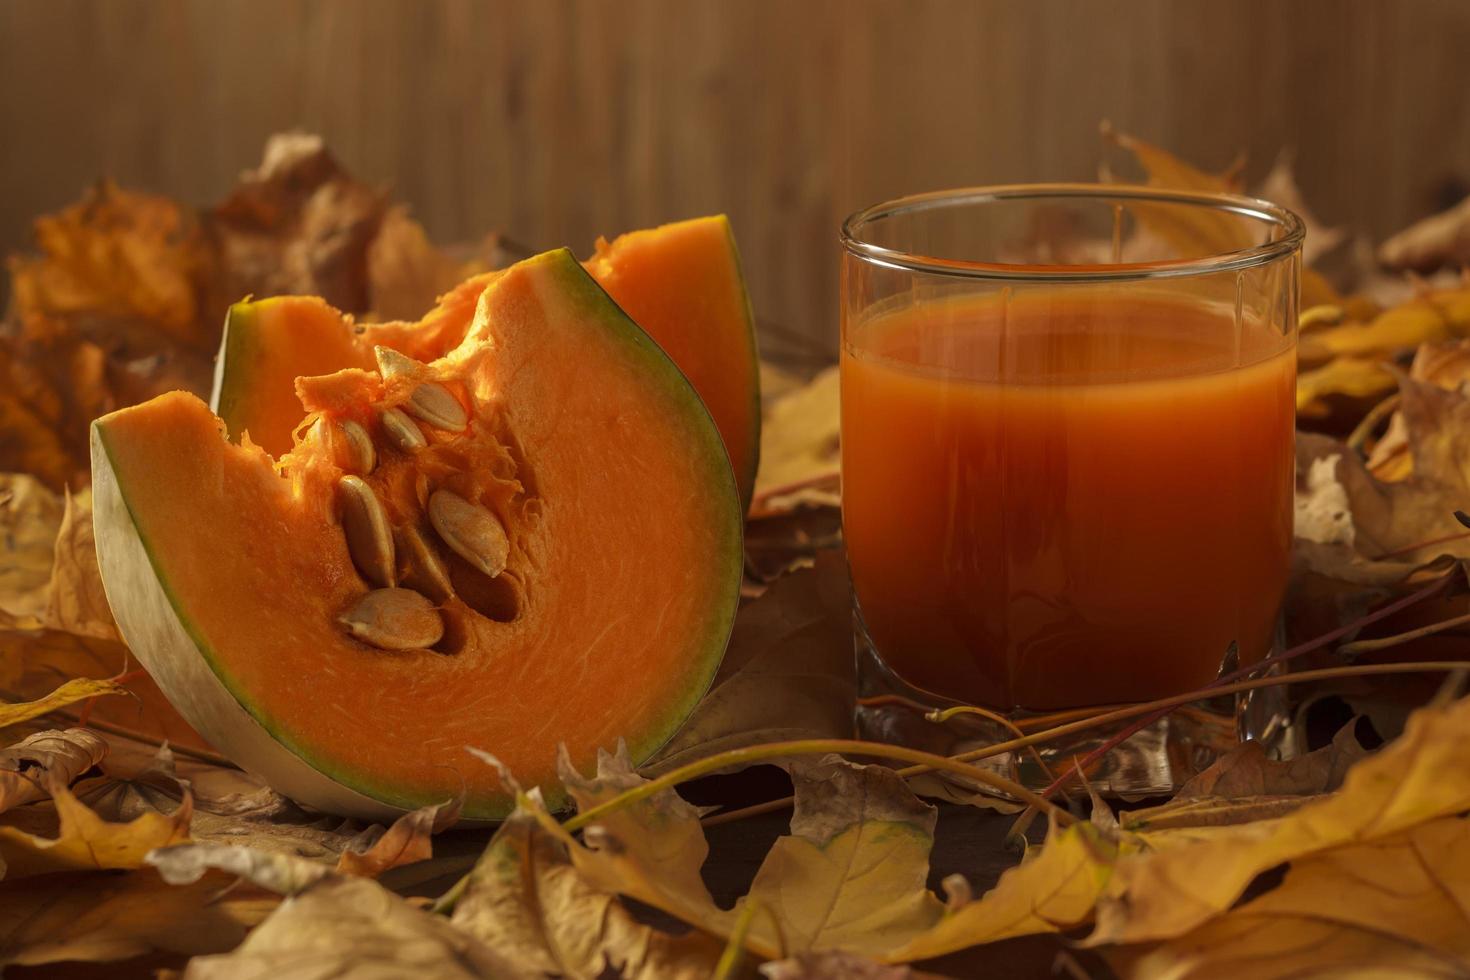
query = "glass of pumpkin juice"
(841, 185, 1302, 794)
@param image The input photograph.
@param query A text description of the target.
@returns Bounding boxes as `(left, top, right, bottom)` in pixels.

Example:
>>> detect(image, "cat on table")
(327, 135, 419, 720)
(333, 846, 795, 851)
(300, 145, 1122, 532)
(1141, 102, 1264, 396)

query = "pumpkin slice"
(212, 215, 761, 508)
(93, 249, 742, 820)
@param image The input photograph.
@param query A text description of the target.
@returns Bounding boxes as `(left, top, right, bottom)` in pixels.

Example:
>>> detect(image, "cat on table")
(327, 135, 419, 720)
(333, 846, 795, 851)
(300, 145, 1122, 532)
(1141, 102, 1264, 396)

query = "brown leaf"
(644, 553, 854, 775)
(150, 841, 333, 897)
(186, 875, 514, 980)
(45, 488, 118, 640)
(1173, 717, 1365, 800)
(204, 132, 389, 318)
(1086, 688, 1470, 946)
(334, 798, 459, 877)
(1379, 194, 1470, 274)
(1112, 817, 1470, 978)
(365, 206, 470, 322)
(751, 365, 840, 517)
(451, 792, 723, 980)
(565, 751, 945, 961)
(0, 868, 269, 970)
(1102, 125, 1341, 308)
(0, 728, 107, 814)
(0, 776, 189, 880)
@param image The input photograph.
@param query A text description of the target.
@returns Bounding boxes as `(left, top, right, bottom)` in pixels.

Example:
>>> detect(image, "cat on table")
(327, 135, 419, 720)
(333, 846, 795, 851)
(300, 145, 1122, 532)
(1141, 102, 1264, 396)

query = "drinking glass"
(840, 184, 1302, 795)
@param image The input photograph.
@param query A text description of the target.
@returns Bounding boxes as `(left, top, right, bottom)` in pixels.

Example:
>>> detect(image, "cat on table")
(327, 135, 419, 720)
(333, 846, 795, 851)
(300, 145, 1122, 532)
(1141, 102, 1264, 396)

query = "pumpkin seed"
(404, 382, 468, 432)
(374, 346, 422, 381)
(337, 418, 376, 474)
(379, 406, 427, 453)
(395, 524, 454, 603)
(338, 588, 443, 650)
(428, 490, 509, 578)
(338, 475, 395, 588)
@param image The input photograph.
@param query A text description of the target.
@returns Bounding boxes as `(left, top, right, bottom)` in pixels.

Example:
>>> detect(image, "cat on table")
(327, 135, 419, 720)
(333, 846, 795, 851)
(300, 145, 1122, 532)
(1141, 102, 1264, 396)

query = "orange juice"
(842, 291, 1295, 711)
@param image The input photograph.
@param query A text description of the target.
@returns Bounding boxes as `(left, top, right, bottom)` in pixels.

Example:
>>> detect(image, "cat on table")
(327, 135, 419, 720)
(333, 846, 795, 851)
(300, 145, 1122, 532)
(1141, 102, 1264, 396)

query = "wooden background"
(3, 0, 1469, 349)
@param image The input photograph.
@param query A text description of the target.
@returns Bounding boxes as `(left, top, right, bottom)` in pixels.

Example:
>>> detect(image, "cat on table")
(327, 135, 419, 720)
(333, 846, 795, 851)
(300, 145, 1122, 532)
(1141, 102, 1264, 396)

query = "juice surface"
(841, 290, 1295, 711)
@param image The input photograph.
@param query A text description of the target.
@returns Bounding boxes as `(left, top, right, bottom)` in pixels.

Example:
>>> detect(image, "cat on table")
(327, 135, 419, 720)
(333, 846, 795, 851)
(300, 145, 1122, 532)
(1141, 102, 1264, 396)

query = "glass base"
(853, 607, 1303, 802)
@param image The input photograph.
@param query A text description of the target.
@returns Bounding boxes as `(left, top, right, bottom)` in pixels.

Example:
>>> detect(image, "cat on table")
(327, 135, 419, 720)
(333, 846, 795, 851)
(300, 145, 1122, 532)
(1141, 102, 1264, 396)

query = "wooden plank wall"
(3, 0, 1468, 349)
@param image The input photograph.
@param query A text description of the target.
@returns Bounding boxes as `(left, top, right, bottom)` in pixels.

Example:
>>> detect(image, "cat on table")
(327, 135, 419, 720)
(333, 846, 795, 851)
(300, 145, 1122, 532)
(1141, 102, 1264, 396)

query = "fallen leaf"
(0, 776, 189, 879)
(1170, 717, 1366, 800)
(566, 751, 945, 960)
(365, 205, 471, 321)
(150, 841, 332, 897)
(1113, 817, 1470, 978)
(1366, 338, 1470, 481)
(1295, 356, 1394, 416)
(335, 798, 459, 877)
(1101, 125, 1341, 308)
(1087, 688, 1470, 945)
(451, 790, 723, 980)
(0, 868, 269, 970)
(1109, 722, 1367, 833)
(1297, 288, 1470, 364)
(762, 950, 944, 979)
(185, 875, 515, 979)
(1257, 152, 1346, 267)
(0, 474, 66, 626)
(204, 132, 389, 319)
(0, 676, 123, 731)
(644, 553, 854, 775)
(1379, 194, 1470, 273)
(0, 728, 107, 813)
(751, 366, 840, 517)
(45, 487, 118, 640)
(884, 818, 1125, 962)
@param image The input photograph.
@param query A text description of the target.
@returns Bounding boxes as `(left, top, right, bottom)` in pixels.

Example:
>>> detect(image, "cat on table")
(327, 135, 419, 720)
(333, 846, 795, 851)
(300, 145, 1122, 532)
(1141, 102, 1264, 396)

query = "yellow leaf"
(1114, 817, 1470, 978)
(0, 677, 122, 731)
(1295, 356, 1395, 413)
(1298, 296, 1462, 363)
(1087, 690, 1470, 945)
(1103, 125, 1341, 308)
(562, 752, 945, 960)
(0, 776, 189, 879)
(1367, 337, 1470, 481)
(0, 474, 66, 629)
(886, 819, 1126, 962)
(451, 794, 723, 979)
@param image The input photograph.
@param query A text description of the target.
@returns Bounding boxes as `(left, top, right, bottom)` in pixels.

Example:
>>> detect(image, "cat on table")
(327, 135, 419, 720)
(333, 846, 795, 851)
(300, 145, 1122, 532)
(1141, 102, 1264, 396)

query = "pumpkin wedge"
(93, 249, 742, 820)
(212, 215, 761, 508)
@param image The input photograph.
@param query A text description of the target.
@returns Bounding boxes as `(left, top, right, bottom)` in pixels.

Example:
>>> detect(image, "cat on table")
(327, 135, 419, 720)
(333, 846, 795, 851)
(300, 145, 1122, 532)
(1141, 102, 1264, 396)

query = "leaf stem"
(566, 738, 1074, 835)
(712, 899, 761, 980)
(1337, 611, 1470, 658)
(701, 660, 1470, 828)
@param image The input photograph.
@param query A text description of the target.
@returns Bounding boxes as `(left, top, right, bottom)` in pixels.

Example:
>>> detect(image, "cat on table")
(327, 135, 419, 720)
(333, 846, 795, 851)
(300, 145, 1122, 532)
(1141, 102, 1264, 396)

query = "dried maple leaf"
(1111, 817, 1470, 978)
(1379, 194, 1470, 274)
(334, 797, 459, 877)
(763, 951, 945, 979)
(0, 868, 268, 970)
(883, 818, 1125, 962)
(0, 728, 107, 814)
(0, 776, 189, 879)
(1297, 285, 1470, 365)
(450, 790, 723, 980)
(203, 132, 389, 318)
(0, 474, 66, 626)
(751, 365, 840, 518)
(185, 875, 513, 979)
(1086, 689, 1470, 945)
(643, 553, 854, 775)
(1101, 124, 1342, 309)
(563, 750, 945, 961)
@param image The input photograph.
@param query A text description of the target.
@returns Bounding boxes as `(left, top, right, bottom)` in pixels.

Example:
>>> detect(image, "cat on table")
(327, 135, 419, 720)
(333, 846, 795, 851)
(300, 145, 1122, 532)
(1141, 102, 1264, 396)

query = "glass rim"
(840, 182, 1306, 283)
